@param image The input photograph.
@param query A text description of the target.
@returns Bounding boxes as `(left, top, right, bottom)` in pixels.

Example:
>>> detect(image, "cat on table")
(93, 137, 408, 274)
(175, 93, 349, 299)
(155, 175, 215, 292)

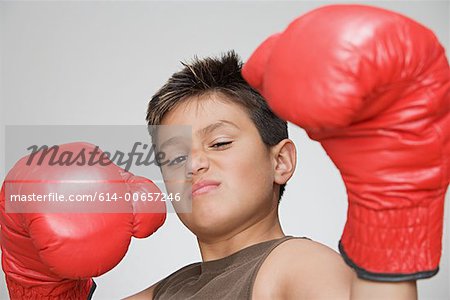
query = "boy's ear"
(271, 139, 297, 185)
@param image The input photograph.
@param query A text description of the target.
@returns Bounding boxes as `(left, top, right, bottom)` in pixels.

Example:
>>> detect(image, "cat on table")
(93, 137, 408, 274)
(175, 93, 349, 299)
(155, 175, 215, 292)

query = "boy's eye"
(211, 141, 232, 149)
(168, 155, 187, 166)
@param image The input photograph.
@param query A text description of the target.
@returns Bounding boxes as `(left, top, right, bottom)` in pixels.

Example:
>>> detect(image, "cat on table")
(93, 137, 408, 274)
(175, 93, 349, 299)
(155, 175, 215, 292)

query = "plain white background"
(0, 1, 449, 299)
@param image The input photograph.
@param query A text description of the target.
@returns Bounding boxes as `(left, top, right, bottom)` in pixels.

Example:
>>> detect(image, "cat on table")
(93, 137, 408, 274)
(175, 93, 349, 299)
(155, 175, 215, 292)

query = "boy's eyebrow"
(197, 120, 239, 137)
(159, 136, 186, 151)
(159, 120, 239, 151)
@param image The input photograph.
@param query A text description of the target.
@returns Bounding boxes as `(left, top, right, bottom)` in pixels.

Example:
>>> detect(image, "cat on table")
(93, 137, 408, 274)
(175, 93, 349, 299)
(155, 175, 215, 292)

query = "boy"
(124, 51, 353, 299)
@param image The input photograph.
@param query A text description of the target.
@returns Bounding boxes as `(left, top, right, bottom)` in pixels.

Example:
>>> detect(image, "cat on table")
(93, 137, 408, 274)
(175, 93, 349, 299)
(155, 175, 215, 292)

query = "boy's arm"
(277, 239, 417, 300)
(351, 278, 417, 300)
(276, 239, 353, 300)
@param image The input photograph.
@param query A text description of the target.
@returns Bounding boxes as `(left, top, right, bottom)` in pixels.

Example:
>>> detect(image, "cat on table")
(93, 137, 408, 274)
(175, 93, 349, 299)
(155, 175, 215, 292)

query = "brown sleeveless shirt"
(153, 236, 307, 300)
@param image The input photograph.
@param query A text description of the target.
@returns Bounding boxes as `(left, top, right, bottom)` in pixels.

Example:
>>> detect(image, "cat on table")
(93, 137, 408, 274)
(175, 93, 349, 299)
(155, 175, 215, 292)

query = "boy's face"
(158, 93, 282, 240)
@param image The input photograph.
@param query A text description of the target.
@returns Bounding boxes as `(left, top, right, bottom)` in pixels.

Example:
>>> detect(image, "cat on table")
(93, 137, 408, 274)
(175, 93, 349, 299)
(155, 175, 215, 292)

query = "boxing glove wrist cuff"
(339, 241, 439, 282)
(87, 280, 97, 300)
(338, 200, 444, 281)
(6, 277, 93, 300)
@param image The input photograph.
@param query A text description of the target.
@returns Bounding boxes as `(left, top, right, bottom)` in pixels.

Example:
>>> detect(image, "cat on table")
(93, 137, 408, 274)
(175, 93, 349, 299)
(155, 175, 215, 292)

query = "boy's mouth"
(192, 180, 221, 196)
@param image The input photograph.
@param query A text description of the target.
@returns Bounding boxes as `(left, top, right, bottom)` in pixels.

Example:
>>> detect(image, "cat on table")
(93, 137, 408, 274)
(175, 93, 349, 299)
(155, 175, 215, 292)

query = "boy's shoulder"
(271, 236, 345, 265)
(253, 237, 353, 300)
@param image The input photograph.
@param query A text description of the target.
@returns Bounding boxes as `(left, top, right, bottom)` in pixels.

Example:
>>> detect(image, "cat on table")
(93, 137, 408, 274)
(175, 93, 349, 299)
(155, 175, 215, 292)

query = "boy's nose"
(186, 150, 209, 177)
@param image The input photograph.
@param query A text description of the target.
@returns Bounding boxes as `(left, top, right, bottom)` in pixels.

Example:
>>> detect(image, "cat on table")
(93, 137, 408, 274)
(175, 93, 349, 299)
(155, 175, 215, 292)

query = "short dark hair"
(146, 50, 288, 201)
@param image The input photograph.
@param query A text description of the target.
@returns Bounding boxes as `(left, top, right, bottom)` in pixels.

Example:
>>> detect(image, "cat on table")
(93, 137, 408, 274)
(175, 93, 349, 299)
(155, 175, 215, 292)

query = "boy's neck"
(197, 210, 284, 262)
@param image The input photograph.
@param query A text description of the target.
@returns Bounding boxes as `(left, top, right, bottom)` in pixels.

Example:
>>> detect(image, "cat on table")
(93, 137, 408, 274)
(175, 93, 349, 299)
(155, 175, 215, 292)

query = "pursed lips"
(191, 180, 221, 196)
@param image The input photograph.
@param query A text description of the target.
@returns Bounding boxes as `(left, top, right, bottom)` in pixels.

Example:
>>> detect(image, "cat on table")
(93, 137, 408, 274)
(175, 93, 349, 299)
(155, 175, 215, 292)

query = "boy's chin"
(185, 217, 237, 240)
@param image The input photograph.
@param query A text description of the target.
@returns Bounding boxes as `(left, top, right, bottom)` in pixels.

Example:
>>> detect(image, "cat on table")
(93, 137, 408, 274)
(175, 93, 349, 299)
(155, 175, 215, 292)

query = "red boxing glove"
(0, 142, 166, 299)
(242, 4, 449, 281)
